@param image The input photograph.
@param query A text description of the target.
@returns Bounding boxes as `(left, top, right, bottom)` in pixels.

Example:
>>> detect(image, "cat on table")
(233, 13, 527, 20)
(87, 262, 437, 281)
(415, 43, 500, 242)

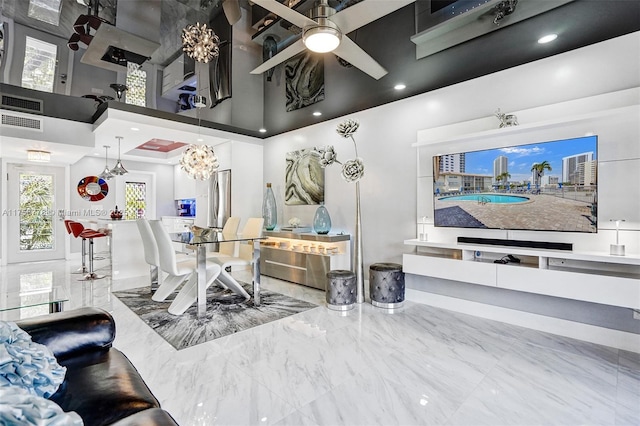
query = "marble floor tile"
(615, 366, 640, 425)
(3, 260, 638, 425)
(448, 340, 619, 425)
(297, 369, 450, 425)
(521, 328, 620, 365)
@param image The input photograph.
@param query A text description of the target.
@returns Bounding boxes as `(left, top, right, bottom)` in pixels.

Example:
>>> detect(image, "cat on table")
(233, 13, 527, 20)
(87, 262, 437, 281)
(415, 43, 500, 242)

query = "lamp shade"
(110, 136, 128, 176)
(303, 25, 341, 53)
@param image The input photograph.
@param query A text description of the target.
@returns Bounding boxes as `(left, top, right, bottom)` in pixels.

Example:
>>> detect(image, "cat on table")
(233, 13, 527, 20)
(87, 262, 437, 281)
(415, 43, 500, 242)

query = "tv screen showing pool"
(432, 135, 597, 233)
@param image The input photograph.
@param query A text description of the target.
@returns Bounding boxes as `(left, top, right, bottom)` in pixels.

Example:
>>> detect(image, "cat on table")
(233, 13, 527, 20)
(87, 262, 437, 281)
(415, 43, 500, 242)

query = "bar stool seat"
(68, 221, 107, 281)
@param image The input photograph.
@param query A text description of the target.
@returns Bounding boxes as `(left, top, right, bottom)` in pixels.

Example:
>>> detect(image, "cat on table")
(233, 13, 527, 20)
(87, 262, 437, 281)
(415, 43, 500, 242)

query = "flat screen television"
(432, 135, 598, 233)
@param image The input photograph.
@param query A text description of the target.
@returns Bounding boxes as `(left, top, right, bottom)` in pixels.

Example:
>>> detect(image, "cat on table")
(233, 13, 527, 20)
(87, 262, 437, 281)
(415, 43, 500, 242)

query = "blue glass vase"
(263, 183, 277, 230)
(313, 205, 331, 234)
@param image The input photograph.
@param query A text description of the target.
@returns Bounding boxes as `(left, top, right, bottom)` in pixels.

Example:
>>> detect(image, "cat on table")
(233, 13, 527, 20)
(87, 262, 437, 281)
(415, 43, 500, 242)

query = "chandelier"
(180, 145, 219, 180)
(181, 22, 220, 63)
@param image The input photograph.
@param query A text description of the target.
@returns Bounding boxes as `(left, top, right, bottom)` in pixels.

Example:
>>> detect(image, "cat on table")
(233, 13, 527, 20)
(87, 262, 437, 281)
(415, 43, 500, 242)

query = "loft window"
(28, 0, 63, 26)
(21, 36, 57, 93)
(125, 62, 147, 107)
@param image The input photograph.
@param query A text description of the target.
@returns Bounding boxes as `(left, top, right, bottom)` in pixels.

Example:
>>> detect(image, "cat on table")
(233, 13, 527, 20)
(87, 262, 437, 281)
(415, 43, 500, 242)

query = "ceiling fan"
(250, 0, 414, 80)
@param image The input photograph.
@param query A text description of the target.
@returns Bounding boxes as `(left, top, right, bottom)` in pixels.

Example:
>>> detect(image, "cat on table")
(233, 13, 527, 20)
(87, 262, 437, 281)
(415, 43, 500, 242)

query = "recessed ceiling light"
(538, 34, 558, 44)
(259, 128, 267, 133)
(131, 127, 140, 131)
(394, 83, 406, 90)
(196, 137, 204, 142)
(313, 111, 322, 117)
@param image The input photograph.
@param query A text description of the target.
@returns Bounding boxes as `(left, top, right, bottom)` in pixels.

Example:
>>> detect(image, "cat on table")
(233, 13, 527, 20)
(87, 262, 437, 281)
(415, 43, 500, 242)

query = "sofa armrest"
(16, 307, 116, 361)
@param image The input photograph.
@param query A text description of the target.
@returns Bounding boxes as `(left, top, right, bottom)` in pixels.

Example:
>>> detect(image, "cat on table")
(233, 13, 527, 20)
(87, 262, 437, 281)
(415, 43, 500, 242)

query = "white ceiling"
(0, 107, 264, 166)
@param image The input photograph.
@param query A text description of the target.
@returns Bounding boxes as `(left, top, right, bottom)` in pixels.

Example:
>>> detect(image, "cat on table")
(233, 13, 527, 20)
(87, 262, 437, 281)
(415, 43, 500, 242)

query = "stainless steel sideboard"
(260, 231, 351, 290)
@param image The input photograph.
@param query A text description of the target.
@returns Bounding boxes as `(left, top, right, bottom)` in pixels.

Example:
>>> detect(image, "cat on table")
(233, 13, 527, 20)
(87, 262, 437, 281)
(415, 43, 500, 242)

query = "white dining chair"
(149, 220, 222, 309)
(137, 218, 193, 298)
(136, 218, 162, 293)
(206, 216, 241, 259)
(208, 217, 264, 294)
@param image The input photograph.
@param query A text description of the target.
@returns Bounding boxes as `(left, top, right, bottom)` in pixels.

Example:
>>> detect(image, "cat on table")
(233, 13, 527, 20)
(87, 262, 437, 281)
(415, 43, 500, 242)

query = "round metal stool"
(326, 270, 356, 311)
(369, 263, 405, 309)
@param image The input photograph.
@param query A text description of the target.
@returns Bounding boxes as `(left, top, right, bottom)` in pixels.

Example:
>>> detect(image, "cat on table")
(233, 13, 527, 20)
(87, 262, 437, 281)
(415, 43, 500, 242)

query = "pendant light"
(179, 96, 219, 180)
(98, 145, 113, 180)
(110, 136, 128, 176)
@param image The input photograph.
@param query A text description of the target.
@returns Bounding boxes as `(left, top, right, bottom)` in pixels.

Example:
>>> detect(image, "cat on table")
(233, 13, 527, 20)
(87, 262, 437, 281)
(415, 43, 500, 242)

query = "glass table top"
(0, 286, 69, 313)
(170, 230, 265, 245)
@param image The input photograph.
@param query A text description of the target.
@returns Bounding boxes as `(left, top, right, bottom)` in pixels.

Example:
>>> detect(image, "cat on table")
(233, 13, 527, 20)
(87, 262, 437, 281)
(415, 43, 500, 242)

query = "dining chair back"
(136, 218, 161, 291)
(238, 217, 264, 261)
(207, 216, 241, 258)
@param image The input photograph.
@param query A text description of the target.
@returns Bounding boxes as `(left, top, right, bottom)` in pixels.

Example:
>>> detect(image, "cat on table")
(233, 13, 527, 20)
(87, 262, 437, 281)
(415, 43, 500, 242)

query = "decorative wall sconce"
(610, 219, 625, 256)
(110, 136, 128, 176)
(27, 150, 51, 162)
(182, 22, 220, 63)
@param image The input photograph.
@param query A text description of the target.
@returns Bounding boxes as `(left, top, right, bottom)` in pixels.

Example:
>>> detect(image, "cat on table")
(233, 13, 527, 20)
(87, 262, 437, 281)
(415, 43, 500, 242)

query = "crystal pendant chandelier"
(98, 145, 113, 180)
(180, 144, 219, 180)
(110, 136, 128, 176)
(180, 97, 219, 180)
(181, 22, 220, 63)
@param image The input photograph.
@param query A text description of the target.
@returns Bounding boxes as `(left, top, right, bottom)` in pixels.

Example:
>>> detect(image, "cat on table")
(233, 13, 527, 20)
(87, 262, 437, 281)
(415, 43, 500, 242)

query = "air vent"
(1, 112, 43, 131)
(1, 94, 44, 114)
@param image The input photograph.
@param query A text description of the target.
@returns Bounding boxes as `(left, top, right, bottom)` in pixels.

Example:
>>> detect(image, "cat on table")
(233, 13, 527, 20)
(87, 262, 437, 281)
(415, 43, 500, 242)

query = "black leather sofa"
(16, 307, 178, 426)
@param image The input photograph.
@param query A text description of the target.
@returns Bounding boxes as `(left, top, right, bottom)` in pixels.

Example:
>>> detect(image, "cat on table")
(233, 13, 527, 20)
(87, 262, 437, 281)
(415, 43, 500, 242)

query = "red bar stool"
(68, 221, 107, 281)
(65, 219, 88, 274)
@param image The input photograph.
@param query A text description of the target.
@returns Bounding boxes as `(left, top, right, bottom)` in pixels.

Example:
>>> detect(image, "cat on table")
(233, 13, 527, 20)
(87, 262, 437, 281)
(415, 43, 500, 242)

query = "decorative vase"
(313, 204, 332, 234)
(110, 206, 123, 220)
(262, 183, 277, 230)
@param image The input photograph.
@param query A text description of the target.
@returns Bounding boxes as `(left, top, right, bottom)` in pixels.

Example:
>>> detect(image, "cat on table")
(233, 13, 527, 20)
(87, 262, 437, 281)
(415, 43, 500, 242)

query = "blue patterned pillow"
(0, 387, 83, 425)
(0, 321, 66, 398)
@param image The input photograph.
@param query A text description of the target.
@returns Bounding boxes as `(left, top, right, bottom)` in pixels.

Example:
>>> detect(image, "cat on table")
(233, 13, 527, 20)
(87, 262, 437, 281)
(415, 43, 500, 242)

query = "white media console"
(403, 240, 640, 310)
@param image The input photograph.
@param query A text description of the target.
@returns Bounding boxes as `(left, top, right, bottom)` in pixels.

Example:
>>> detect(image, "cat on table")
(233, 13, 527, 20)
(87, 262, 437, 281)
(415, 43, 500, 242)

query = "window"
(21, 36, 57, 93)
(19, 172, 54, 251)
(125, 62, 147, 107)
(125, 181, 146, 220)
(28, 0, 63, 26)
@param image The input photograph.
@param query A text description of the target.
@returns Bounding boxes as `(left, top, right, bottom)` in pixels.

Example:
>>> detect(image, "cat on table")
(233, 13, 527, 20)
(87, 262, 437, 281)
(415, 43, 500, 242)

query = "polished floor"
(1, 259, 639, 426)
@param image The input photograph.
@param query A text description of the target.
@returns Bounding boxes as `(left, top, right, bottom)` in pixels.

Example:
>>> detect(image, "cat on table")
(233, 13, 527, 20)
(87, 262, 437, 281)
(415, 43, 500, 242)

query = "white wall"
(68, 156, 175, 253)
(264, 32, 640, 273)
(262, 32, 640, 335)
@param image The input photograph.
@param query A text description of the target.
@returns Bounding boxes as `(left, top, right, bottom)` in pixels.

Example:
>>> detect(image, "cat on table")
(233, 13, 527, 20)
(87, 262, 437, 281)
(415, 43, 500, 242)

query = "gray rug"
(113, 283, 318, 350)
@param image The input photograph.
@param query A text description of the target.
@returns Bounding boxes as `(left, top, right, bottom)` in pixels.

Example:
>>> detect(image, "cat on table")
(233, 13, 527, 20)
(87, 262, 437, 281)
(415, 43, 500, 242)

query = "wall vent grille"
(1, 94, 44, 114)
(1, 113, 43, 131)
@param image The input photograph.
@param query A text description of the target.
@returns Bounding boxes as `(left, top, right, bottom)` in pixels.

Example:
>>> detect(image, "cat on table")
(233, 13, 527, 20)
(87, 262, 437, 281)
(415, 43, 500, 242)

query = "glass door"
(6, 163, 65, 263)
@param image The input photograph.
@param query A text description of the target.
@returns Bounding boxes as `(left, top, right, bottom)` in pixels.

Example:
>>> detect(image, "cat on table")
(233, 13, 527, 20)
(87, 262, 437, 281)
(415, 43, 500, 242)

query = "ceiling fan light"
(303, 26, 341, 53)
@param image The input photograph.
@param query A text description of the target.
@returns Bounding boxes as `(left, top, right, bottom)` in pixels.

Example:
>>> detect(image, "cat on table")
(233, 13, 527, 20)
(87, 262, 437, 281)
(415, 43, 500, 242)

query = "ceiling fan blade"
(332, 0, 415, 34)
(333, 36, 387, 80)
(222, 0, 242, 25)
(250, 39, 307, 75)
(251, 0, 316, 29)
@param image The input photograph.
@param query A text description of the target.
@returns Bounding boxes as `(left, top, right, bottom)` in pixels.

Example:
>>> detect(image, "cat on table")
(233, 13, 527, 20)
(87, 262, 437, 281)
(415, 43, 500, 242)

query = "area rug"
(113, 283, 318, 350)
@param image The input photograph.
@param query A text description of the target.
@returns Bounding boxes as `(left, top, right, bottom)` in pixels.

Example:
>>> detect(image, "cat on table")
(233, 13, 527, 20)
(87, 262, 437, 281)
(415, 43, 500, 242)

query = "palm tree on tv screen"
(496, 172, 511, 189)
(530, 161, 552, 189)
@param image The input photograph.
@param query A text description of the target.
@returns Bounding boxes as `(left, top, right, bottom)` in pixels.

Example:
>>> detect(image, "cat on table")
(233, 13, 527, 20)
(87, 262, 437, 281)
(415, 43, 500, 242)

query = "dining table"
(170, 230, 265, 316)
